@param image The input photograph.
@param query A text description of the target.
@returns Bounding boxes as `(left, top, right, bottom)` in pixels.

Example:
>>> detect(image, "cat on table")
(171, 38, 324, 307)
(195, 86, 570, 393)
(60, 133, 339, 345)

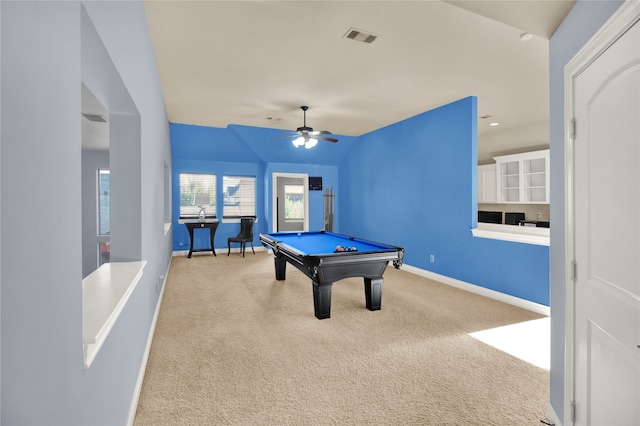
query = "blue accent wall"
(170, 123, 350, 251)
(170, 98, 549, 306)
(339, 97, 549, 305)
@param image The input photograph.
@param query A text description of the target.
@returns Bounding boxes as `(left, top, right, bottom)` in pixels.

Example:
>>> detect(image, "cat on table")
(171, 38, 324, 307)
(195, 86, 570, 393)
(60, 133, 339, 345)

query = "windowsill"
(221, 217, 258, 224)
(82, 260, 147, 369)
(471, 223, 550, 246)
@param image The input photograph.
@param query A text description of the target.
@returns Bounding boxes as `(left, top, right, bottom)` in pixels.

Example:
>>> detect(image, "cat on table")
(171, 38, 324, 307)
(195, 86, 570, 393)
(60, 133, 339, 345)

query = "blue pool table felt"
(266, 231, 395, 255)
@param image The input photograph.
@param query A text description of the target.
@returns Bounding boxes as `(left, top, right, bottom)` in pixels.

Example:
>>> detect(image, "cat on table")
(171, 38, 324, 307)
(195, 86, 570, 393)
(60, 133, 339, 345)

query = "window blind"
(179, 173, 216, 218)
(223, 176, 256, 218)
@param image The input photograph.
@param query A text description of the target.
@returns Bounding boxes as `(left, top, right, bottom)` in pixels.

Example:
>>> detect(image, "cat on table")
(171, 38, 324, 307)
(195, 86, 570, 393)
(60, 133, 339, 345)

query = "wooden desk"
(184, 220, 219, 258)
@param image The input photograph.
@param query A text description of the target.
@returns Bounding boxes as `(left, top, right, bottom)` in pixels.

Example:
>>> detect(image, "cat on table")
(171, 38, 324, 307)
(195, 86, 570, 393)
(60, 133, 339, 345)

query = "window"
(284, 184, 304, 220)
(98, 242, 110, 266)
(223, 176, 256, 218)
(98, 169, 110, 235)
(179, 173, 216, 218)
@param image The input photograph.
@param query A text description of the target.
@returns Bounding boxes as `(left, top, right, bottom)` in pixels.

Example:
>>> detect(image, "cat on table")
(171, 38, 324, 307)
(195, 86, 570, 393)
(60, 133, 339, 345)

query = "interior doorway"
(272, 173, 309, 233)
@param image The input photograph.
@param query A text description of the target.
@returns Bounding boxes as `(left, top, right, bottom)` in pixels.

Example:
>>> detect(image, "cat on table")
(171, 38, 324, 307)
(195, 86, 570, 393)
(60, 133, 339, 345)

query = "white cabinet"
(477, 164, 497, 203)
(494, 149, 549, 204)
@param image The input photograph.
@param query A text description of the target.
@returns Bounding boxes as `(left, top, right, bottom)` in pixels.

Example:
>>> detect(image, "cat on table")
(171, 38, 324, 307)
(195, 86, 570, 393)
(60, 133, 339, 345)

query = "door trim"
(564, 2, 640, 425)
(271, 172, 309, 233)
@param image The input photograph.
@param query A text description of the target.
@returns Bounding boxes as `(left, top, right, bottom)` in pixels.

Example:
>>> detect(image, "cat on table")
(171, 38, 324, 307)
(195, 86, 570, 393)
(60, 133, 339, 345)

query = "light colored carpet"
(135, 252, 549, 425)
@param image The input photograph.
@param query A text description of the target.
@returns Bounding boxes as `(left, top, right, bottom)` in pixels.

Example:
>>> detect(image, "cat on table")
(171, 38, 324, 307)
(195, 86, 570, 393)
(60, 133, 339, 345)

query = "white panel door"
(573, 19, 640, 426)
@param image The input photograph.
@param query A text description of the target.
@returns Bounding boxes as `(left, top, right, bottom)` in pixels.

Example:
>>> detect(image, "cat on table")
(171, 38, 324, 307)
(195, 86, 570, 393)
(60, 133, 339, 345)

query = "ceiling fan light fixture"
(304, 138, 318, 149)
(284, 106, 337, 148)
(292, 136, 305, 148)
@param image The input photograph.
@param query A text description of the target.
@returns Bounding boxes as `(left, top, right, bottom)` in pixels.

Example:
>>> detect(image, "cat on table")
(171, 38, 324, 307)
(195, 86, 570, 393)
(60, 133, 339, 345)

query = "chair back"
(238, 216, 256, 239)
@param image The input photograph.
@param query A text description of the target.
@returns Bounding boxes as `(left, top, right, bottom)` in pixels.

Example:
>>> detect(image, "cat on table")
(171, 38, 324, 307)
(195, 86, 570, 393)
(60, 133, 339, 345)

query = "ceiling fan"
(280, 106, 338, 149)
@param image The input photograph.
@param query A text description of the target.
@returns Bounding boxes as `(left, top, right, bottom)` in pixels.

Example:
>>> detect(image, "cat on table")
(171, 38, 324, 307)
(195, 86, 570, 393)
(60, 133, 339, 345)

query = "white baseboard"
(400, 264, 550, 316)
(126, 261, 171, 426)
(547, 402, 563, 426)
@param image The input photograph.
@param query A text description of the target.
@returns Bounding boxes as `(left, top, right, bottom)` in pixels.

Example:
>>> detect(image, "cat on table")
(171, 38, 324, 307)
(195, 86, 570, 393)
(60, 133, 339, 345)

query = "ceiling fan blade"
(273, 133, 300, 140)
(309, 130, 332, 136)
(317, 135, 338, 143)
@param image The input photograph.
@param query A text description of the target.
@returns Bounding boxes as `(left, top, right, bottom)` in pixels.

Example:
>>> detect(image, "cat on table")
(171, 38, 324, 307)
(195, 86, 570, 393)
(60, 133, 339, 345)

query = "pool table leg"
(364, 278, 383, 311)
(312, 281, 333, 319)
(274, 257, 287, 280)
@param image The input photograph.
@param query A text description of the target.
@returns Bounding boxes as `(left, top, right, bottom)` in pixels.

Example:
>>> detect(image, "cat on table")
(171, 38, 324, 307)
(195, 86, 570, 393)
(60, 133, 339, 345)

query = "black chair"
(227, 216, 256, 257)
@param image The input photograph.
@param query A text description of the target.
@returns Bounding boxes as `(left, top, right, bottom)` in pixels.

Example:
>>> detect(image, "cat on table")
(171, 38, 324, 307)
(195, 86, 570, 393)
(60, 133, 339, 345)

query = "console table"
(184, 220, 219, 258)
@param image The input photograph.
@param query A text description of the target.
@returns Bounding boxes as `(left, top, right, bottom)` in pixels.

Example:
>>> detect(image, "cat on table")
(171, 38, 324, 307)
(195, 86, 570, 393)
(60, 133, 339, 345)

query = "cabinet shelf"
(494, 149, 549, 204)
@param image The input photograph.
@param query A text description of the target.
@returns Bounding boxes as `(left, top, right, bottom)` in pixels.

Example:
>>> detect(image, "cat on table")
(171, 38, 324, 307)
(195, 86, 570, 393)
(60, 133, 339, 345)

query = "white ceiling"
(142, 0, 574, 148)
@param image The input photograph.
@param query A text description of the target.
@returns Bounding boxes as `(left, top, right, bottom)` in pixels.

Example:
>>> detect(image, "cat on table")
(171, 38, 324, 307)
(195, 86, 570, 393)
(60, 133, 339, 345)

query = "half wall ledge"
(82, 260, 147, 368)
(471, 223, 550, 246)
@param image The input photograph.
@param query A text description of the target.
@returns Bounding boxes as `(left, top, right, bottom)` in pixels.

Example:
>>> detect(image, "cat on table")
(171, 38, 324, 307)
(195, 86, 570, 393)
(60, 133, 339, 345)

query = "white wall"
(0, 1, 171, 424)
(548, 0, 624, 421)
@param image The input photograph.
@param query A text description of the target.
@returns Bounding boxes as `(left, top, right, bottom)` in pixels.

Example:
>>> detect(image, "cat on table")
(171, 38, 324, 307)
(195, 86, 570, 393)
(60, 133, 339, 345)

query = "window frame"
(179, 172, 217, 219)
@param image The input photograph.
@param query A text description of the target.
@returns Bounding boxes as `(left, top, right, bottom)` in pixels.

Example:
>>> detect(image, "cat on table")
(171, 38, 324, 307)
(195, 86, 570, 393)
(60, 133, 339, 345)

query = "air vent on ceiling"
(82, 113, 107, 123)
(343, 27, 378, 44)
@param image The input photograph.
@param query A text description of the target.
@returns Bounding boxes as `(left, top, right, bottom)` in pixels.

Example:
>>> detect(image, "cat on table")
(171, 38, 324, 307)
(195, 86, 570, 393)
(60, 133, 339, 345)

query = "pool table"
(260, 231, 404, 319)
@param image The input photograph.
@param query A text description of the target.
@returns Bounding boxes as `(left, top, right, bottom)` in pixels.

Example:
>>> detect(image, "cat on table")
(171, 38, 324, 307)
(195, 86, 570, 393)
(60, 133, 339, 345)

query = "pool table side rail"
(259, 232, 405, 269)
(260, 231, 403, 255)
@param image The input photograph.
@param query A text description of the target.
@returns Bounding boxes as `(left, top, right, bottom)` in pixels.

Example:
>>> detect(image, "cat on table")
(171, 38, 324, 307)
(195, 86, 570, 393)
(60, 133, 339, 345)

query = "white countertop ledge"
(471, 223, 550, 246)
(82, 260, 147, 369)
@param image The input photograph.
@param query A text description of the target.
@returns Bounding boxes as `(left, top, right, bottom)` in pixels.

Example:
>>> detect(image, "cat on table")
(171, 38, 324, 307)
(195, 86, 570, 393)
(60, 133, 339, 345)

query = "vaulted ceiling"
(82, 2, 574, 155)
(142, 0, 573, 150)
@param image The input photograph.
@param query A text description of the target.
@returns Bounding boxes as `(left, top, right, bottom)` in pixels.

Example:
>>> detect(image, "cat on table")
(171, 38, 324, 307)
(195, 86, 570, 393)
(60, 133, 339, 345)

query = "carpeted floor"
(135, 252, 549, 425)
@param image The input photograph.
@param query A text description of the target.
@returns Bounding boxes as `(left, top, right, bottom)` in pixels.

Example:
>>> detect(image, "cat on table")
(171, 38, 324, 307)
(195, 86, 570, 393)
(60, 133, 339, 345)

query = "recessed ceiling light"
(490, 122, 500, 127)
